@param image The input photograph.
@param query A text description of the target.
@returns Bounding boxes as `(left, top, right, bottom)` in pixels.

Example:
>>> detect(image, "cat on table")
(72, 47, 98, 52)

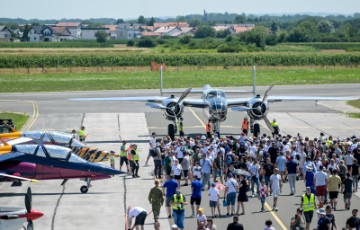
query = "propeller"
(25, 187, 34, 230)
(260, 85, 275, 133)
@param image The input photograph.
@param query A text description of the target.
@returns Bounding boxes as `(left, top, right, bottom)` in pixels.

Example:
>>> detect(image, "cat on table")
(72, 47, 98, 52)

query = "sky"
(1, 0, 359, 20)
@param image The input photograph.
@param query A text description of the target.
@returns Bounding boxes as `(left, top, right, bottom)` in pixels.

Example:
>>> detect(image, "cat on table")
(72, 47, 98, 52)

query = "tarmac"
(0, 84, 360, 230)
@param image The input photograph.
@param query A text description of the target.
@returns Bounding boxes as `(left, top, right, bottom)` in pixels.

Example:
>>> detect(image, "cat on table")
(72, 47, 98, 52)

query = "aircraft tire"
(80, 185, 88, 193)
(254, 123, 260, 137)
(168, 124, 175, 141)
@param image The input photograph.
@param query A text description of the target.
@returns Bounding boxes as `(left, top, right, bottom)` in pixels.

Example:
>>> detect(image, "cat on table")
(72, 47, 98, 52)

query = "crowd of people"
(125, 129, 360, 230)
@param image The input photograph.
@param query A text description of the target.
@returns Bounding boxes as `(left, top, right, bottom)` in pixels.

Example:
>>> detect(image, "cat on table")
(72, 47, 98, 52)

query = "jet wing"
(182, 99, 208, 108)
(226, 98, 252, 107)
(267, 96, 360, 102)
(69, 96, 169, 103)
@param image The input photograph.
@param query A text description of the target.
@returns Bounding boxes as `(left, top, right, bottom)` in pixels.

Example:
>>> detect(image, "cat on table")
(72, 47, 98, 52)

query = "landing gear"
(253, 123, 260, 138)
(212, 120, 220, 137)
(250, 118, 254, 134)
(80, 178, 92, 193)
(11, 180, 22, 187)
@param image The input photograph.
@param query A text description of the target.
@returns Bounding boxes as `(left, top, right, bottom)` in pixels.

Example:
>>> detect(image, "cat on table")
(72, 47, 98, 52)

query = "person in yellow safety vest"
(119, 140, 130, 173)
(130, 144, 140, 178)
(301, 186, 317, 230)
(78, 126, 88, 145)
(241, 116, 249, 135)
(170, 191, 188, 230)
(271, 119, 280, 137)
(206, 119, 212, 139)
(177, 118, 184, 138)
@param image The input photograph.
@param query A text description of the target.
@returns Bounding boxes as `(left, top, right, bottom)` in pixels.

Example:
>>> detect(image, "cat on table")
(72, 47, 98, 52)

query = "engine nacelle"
(163, 98, 184, 121)
(246, 97, 268, 120)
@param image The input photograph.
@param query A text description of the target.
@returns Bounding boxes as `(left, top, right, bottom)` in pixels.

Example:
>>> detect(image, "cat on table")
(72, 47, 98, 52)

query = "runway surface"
(0, 84, 360, 230)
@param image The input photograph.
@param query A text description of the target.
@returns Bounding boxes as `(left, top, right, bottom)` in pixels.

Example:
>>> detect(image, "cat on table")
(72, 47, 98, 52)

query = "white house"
(56, 22, 82, 39)
(0, 26, 12, 39)
(28, 25, 74, 42)
(81, 27, 109, 40)
(116, 23, 141, 40)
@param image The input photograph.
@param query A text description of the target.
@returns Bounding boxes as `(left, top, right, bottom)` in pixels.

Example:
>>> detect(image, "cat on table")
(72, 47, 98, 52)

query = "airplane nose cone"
(27, 209, 44, 220)
(87, 162, 124, 175)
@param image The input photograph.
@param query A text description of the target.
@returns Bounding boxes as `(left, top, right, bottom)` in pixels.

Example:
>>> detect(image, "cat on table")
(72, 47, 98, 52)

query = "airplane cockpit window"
(45, 145, 71, 160)
(14, 145, 37, 155)
(36, 146, 47, 157)
(68, 154, 88, 163)
(207, 91, 225, 99)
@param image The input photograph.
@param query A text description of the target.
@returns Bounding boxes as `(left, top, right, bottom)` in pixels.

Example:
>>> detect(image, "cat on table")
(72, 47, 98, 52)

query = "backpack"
(226, 154, 233, 165)
(239, 142, 246, 154)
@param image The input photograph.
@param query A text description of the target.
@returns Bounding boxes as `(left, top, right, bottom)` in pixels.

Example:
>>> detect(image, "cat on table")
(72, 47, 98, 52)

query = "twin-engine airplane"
(0, 187, 43, 230)
(0, 143, 122, 193)
(69, 66, 360, 137)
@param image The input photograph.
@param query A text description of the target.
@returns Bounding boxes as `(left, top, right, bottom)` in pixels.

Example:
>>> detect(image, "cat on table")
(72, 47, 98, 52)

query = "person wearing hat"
(301, 186, 317, 230)
(304, 163, 316, 195)
(170, 190, 188, 230)
(148, 179, 164, 221)
(208, 182, 220, 218)
(346, 209, 360, 230)
(290, 208, 305, 230)
(316, 208, 330, 230)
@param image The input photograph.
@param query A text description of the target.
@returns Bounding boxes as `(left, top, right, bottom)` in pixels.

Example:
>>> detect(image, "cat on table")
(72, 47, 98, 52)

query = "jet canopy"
(14, 144, 87, 163)
(207, 90, 225, 99)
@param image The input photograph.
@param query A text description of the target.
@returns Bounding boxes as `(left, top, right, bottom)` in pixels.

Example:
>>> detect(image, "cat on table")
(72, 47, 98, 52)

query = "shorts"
(272, 189, 280, 198)
(166, 196, 172, 207)
(190, 197, 201, 206)
(214, 168, 222, 177)
(344, 192, 352, 199)
(174, 175, 181, 180)
(183, 170, 189, 178)
(209, 200, 218, 208)
(120, 157, 128, 166)
(329, 191, 338, 199)
(304, 210, 313, 223)
(316, 185, 327, 196)
(165, 168, 171, 176)
(260, 197, 266, 204)
(226, 192, 236, 206)
(134, 211, 147, 225)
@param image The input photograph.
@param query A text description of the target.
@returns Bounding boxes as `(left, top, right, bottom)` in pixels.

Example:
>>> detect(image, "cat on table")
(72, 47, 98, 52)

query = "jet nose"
(26, 209, 44, 220)
(87, 162, 124, 175)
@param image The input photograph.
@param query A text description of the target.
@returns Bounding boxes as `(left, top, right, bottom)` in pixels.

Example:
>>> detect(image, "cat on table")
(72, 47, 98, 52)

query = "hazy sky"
(1, 0, 359, 20)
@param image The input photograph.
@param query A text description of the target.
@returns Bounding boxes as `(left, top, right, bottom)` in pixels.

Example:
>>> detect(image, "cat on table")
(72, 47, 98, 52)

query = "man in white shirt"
(314, 166, 328, 208)
(270, 168, 282, 211)
(146, 132, 157, 166)
(127, 206, 147, 230)
(224, 174, 238, 215)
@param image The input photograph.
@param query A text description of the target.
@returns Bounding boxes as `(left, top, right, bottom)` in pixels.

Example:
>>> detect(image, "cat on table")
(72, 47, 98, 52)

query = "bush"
(126, 40, 135, 47)
(137, 38, 156, 48)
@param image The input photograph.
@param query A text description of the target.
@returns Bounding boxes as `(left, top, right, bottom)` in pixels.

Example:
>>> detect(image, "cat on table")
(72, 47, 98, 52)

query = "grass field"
(0, 67, 359, 92)
(0, 112, 29, 131)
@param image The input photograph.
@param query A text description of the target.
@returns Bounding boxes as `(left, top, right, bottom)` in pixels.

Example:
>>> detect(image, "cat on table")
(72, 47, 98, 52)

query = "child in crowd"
(259, 180, 268, 212)
(197, 207, 207, 228)
(208, 182, 221, 218)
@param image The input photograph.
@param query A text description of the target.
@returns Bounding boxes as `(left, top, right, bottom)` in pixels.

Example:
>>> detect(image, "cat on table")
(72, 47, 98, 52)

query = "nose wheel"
(80, 178, 92, 193)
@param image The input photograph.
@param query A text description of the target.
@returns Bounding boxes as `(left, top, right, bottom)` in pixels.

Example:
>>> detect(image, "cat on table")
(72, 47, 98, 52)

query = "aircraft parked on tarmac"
(69, 66, 360, 138)
(0, 187, 43, 230)
(0, 142, 123, 193)
(0, 131, 116, 162)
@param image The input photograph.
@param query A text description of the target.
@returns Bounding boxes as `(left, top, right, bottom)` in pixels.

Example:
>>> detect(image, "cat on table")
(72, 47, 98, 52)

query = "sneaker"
(251, 194, 255, 197)
(261, 208, 265, 213)
(275, 207, 278, 211)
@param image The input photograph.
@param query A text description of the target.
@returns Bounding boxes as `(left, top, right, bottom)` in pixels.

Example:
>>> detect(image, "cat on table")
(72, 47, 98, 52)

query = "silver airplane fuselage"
(201, 85, 228, 122)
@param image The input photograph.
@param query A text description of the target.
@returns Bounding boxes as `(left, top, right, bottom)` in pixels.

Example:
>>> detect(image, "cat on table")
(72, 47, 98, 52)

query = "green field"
(0, 112, 29, 130)
(0, 68, 359, 92)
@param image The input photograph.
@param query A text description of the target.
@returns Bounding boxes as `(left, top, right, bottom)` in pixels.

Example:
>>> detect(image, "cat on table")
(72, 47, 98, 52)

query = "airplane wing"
(267, 96, 360, 102)
(182, 99, 208, 108)
(226, 98, 252, 107)
(69, 96, 169, 103)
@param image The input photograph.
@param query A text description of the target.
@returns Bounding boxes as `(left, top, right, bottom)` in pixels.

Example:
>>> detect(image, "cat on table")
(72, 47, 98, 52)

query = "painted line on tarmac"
(188, 107, 206, 128)
(25, 100, 39, 131)
(188, 107, 288, 230)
